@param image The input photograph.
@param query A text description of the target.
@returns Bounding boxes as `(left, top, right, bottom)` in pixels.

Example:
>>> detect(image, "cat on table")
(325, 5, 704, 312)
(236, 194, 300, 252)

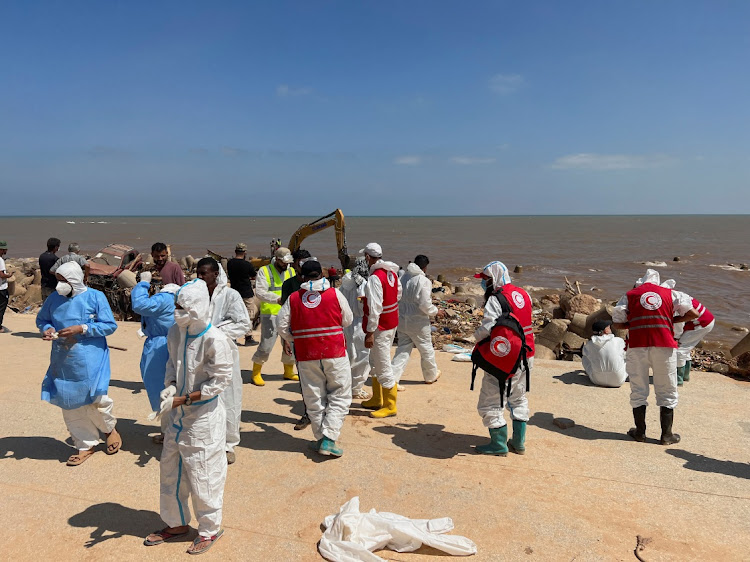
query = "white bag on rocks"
(319, 496, 477, 562)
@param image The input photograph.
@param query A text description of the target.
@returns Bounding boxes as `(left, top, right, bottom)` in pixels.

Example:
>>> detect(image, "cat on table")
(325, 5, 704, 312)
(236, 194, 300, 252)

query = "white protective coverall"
(339, 268, 371, 394)
(474, 262, 532, 429)
(278, 278, 354, 441)
(391, 263, 439, 383)
(209, 266, 251, 454)
(364, 260, 402, 390)
(612, 270, 693, 409)
(672, 299, 715, 369)
(161, 279, 233, 538)
(252, 264, 295, 365)
(582, 334, 628, 388)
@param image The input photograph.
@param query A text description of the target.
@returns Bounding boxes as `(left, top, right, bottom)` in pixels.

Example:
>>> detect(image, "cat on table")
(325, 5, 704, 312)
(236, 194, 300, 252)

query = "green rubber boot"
(683, 360, 691, 382)
(507, 420, 527, 455)
(475, 426, 508, 456)
(319, 437, 343, 457)
(676, 365, 685, 386)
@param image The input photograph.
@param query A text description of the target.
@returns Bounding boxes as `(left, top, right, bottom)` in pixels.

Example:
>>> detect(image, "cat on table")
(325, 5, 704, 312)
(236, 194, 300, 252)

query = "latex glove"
(160, 385, 177, 402)
(140, 271, 152, 283)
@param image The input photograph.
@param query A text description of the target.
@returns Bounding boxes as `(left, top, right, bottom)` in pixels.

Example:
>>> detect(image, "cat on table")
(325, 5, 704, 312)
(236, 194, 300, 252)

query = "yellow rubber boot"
(251, 363, 265, 386)
(361, 378, 383, 410)
(283, 364, 299, 381)
(371, 384, 397, 418)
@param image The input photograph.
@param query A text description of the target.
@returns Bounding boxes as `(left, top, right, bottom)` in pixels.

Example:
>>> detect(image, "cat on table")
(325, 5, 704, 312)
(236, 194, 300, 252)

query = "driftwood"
(563, 276, 582, 296)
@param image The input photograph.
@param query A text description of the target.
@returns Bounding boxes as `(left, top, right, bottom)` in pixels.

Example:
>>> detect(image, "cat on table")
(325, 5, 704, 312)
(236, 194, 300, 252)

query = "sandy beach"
(1, 309, 749, 561)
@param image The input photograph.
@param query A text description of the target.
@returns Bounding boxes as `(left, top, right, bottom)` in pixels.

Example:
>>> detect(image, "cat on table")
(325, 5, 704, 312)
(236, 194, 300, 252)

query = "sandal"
(187, 529, 224, 555)
(66, 448, 96, 466)
(144, 527, 190, 546)
(105, 428, 121, 455)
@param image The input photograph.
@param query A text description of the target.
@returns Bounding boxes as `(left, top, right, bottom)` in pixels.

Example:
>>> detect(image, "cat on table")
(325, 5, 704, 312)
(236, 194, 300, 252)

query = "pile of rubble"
(4, 258, 44, 315)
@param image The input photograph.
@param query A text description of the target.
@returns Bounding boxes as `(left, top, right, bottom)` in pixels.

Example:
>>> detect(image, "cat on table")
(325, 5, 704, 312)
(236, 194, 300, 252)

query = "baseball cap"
(300, 260, 323, 278)
(592, 320, 612, 334)
(274, 247, 294, 263)
(358, 242, 382, 258)
(0, 241, 7, 249)
(235, 242, 247, 252)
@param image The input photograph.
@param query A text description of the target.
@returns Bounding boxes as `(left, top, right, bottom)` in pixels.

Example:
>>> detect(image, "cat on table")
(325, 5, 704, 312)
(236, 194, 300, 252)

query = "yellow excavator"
(208, 209, 350, 271)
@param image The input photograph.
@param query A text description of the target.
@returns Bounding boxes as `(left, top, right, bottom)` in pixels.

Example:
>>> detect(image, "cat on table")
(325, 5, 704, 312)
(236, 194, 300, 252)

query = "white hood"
(176, 279, 211, 334)
(370, 259, 400, 275)
(589, 333, 616, 349)
(405, 262, 423, 276)
(57, 261, 88, 296)
(480, 261, 512, 291)
(299, 278, 331, 292)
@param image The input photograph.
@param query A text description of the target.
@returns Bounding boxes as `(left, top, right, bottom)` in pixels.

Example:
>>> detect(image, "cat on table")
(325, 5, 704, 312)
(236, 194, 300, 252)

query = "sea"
(2, 215, 748, 348)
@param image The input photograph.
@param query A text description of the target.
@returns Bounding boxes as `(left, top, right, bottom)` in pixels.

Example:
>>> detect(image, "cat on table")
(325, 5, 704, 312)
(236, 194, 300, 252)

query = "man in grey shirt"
(51, 243, 90, 283)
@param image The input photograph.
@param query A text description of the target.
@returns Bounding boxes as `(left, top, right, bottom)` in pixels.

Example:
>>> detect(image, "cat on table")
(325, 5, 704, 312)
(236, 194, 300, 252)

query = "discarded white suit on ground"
(209, 265, 251, 454)
(319, 496, 477, 562)
(160, 279, 233, 538)
(391, 262, 439, 383)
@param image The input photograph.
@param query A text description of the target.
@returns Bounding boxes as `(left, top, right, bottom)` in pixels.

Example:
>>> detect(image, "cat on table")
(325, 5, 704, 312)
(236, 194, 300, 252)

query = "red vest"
(362, 268, 399, 332)
(500, 284, 535, 358)
(626, 283, 677, 348)
(289, 287, 347, 361)
(683, 298, 714, 331)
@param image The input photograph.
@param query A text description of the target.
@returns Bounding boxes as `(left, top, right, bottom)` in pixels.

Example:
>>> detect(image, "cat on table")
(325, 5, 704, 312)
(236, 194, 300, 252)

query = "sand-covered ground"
(1, 310, 749, 561)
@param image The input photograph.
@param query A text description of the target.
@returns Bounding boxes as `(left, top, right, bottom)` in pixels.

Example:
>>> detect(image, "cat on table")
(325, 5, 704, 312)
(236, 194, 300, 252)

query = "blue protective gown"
(36, 289, 118, 410)
(131, 281, 175, 410)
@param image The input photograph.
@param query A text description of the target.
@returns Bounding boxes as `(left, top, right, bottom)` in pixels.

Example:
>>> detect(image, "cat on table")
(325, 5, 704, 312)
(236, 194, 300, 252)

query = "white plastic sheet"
(319, 497, 477, 562)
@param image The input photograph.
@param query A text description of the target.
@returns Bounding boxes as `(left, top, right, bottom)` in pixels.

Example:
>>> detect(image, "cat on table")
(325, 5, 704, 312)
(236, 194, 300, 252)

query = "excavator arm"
(287, 209, 349, 270)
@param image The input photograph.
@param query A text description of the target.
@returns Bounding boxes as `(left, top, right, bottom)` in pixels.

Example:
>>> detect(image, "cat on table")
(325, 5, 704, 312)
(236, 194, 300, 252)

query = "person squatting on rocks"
(612, 269, 699, 445)
(391, 255, 444, 385)
(280, 248, 314, 430)
(226, 242, 259, 346)
(339, 257, 371, 400)
(36, 262, 121, 466)
(359, 243, 403, 418)
(151, 242, 185, 286)
(581, 320, 627, 388)
(473, 261, 534, 456)
(251, 247, 298, 385)
(672, 295, 714, 386)
(144, 279, 233, 554)
(278, 260, 354, 457)
(196, 257, 251, 465)
(131, 271, 178, 443)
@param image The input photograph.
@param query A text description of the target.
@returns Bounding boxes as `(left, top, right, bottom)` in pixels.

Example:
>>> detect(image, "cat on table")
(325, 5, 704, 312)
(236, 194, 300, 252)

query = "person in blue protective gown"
(36, 261, 121, 466)
(130, 271, 179, 443)
(143, 279, 233, 555)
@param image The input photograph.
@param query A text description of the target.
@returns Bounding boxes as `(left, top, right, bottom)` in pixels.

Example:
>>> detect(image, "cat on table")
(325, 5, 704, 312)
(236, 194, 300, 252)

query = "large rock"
(563, 331, 587, 351)
(567, 294, 601, 317)
(731, 332, 750, 359)
(20, 285, 42, 306)
(19, 275, 35, 288)
(538, 319, 569, 346)
(534, 345, 557, 360)
(117, 270, 137, 289)
(32, 269, 42, 285)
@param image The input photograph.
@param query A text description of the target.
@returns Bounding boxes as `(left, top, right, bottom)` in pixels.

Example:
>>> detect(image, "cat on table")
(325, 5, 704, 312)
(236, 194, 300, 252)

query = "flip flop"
(187, 529, 224, 555)
(144, 528, 190, 546)
(66, 449, 96, 466)
(105, 428, 121, 455)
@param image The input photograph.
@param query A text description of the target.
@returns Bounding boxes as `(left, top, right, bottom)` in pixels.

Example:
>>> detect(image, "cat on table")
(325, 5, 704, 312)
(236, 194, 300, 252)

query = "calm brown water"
(2, 215, 748, 346)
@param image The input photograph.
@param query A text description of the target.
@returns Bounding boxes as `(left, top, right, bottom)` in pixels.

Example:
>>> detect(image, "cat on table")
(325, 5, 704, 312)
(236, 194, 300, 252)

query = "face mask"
(174, 310, 191, 328)
(56, 282, 73, 297)
(480, 279, 489, 291)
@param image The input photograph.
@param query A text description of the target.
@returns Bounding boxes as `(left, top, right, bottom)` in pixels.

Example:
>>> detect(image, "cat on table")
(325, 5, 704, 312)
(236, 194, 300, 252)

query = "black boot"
(627, 405, 647, 442)
(659, 407, 681, 445)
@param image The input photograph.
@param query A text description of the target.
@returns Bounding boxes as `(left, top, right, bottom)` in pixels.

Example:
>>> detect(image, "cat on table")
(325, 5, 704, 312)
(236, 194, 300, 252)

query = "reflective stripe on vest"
(626, 283, 677, 348)
(684, 298, 714, 331)
(259, 264, 294, 316)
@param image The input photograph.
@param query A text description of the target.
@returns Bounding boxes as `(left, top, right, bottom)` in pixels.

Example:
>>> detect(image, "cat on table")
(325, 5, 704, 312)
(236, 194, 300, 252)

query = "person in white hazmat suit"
(612, 269, 698, 445)
(144, 279, 233, 555)
(390, 255, 445, 384)
(338, 257, 371, 399)
(474, 261, 533, 456)
(359, 243, 403, 418)
(278, 260, 354, 456)
(581, 320, 628, 388)
(672, 294, 715, 386)
(196, 257, 251, 465)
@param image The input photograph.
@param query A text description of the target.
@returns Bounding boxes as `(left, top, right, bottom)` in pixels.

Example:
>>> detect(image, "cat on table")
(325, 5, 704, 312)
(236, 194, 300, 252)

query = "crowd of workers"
(0, 234, 715, 555)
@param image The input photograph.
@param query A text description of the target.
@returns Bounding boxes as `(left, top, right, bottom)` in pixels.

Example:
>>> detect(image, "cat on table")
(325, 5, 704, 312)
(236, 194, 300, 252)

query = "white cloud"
(551, 153, 676, 170)
(489, 73, 524, 94)
(497, 143, 510, 151)
(276, 84, 313, 97)
(394, 155, 421, 165)
(450, 156, 496, 165)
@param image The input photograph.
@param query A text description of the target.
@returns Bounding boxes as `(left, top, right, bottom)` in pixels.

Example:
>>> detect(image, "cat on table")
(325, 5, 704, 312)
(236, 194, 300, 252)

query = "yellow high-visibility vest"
(259, 264, 295, 316)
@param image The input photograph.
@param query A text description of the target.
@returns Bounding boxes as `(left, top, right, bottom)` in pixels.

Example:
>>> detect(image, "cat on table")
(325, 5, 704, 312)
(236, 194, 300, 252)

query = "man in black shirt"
(280, 249, 312, 431)
(39, 237, 61, 302)
(226, 243, 258, 346)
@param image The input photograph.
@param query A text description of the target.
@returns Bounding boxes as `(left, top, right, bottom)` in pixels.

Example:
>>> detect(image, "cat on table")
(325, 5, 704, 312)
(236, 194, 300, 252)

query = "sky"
(1, 1, 749, 216)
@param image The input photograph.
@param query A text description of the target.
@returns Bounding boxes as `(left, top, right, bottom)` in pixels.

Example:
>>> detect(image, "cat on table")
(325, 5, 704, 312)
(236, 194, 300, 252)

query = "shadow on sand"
(666, 449, 750, 480)
(528, 411, 635, 443)
(68, 502, 174, 548)
(10, 331, 42, 339)
(552, 370, 596, 386)
(373, 423, 485, 459)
